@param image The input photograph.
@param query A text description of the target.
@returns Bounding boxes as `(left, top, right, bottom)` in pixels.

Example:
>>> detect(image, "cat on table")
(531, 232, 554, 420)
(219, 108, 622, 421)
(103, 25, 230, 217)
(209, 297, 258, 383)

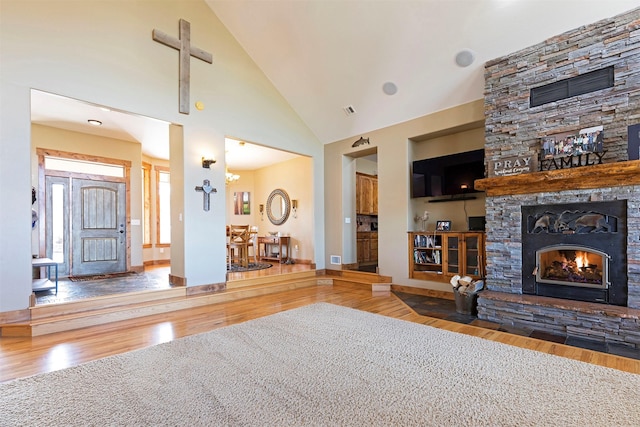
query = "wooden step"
(325, 269, 392, 290)
(0, 275, 321, 337)
(226, 270, 316, 289)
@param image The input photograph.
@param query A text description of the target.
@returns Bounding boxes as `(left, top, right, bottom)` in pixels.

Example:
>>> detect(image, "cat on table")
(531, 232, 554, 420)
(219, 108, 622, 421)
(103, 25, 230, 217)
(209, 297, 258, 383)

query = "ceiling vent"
(343, 105, 357, 116)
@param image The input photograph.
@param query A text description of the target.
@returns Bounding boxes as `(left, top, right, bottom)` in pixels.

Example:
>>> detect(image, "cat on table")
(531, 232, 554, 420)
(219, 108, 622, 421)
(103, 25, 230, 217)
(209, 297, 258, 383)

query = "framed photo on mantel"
(436, 220, 451, 231)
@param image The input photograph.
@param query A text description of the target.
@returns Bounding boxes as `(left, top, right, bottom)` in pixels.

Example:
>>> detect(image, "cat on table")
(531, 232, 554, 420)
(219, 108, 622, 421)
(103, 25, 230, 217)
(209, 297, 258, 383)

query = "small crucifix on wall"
(152, 18, 213, 114)
(195, 179, 217, 211)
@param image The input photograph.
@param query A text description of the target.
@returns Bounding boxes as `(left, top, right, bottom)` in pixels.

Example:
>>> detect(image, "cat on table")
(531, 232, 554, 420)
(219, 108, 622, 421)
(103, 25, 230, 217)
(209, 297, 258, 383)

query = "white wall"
(0, 0, 324, 313)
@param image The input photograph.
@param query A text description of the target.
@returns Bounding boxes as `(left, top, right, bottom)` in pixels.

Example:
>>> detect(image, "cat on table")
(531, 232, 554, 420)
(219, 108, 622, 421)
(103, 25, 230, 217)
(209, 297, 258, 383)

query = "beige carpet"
(1, 303, 639, 426)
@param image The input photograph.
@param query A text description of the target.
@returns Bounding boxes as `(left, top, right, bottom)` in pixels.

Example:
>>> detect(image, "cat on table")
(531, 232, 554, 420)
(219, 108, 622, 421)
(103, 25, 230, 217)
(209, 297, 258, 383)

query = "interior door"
(71, 178, 126, 276)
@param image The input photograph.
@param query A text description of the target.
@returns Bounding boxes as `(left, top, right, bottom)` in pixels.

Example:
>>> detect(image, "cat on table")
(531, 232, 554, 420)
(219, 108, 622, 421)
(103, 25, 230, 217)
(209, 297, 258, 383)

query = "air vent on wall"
(530, 66, 614, 107)
(343, 105, 357, 116)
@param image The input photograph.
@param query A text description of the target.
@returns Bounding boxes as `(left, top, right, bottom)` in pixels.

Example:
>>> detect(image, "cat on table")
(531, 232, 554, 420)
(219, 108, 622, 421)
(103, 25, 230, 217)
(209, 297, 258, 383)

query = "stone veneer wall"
(479, 8, 640, 343)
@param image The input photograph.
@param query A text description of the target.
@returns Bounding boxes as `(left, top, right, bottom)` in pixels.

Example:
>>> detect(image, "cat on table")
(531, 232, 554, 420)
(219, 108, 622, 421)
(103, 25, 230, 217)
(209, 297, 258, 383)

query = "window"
(45, 157, 124, 177)
(156, 167, 171, 245)
(142, 162, 151, 247)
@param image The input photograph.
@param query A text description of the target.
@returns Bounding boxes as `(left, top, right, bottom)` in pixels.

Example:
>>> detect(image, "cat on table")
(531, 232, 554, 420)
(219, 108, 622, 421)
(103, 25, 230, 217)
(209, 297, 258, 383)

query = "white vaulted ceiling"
(205, 0, 640, 144)
(30, 1, 640, 168)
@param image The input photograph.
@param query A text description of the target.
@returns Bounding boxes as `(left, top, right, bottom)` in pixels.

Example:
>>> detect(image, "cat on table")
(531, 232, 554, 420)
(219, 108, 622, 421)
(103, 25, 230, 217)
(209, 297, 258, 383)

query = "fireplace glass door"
(536, 245, 609, 289)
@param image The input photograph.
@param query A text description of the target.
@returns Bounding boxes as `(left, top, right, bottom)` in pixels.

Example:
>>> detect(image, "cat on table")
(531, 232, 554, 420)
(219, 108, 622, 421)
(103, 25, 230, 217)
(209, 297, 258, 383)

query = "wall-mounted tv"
(411, 149, 485, 198)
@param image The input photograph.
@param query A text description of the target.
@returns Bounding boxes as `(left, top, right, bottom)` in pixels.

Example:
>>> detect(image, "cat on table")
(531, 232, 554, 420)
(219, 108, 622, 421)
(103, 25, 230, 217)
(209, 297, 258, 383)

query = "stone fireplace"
(521, 200, 627, 306)
(473, 7, 640, 348)
(475, 165, 640, 347)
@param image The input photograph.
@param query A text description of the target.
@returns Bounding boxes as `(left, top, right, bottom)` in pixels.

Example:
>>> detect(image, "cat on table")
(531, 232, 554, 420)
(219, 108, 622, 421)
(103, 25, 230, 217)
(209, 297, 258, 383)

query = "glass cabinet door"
(465, 234, 481, 277)
(446, 235, 460, 274)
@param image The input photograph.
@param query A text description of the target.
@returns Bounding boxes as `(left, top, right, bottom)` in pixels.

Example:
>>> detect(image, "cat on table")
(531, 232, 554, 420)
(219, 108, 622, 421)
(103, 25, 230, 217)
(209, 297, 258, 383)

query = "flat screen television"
(411, 149, 485, 198)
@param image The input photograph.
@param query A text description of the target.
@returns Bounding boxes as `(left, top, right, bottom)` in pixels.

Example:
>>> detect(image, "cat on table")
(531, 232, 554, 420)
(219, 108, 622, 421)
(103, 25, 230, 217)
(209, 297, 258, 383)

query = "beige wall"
(325, 100, 485, 293)
(0, 0, 324, 312)
(252, 156, 314, 263)
(410, 126, 486, 233)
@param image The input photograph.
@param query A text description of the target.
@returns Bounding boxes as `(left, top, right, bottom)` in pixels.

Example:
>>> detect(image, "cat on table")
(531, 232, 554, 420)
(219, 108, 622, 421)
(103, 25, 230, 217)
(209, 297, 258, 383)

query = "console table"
(32, 257, 59, 294)
(258, 236, 290, 263)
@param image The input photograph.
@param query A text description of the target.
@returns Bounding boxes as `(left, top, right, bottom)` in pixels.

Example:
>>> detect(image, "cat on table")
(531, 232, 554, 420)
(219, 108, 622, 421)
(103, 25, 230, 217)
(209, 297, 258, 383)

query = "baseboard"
(0, 307, 30, 323)
(130, 265, 145, 273)
(169, 274, 186, 287)
(186, 282, 226, 296)
(143, 259, 170, 267)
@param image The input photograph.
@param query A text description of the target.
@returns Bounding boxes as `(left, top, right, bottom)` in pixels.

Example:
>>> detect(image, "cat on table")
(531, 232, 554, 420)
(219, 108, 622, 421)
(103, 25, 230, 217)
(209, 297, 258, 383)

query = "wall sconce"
(259, 204, 264, 221)
(201, 157, 216, 169)
(292, 199, 298, 218)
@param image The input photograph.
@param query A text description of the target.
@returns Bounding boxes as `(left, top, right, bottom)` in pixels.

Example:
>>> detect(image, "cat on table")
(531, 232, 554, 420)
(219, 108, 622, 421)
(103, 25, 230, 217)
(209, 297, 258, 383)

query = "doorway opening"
(348, 147, 378, 273)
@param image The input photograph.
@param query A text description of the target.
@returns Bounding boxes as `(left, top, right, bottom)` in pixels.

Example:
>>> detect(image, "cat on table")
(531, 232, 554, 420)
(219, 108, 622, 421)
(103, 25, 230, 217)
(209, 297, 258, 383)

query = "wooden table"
(32, 257, 59, 294)
(258, 236, 290, 263)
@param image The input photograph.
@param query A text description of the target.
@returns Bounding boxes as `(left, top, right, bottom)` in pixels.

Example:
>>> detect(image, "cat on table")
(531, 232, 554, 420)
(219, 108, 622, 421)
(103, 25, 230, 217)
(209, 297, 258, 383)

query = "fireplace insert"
(522, 200, 627, 306)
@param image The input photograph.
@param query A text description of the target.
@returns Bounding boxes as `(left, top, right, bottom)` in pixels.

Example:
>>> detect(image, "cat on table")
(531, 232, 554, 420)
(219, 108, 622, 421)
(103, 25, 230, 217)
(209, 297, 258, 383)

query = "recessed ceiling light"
(87, 119, 102, 126)
(382, 82, 398, 95)
(455, 49, 475, 67)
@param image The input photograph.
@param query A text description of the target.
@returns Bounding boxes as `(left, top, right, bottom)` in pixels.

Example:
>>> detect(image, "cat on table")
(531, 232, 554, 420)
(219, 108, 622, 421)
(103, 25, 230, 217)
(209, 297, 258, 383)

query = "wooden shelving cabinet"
(357, 231, 378, 265)
(356, 172, 378, 215)
(408, 231, 485, 282)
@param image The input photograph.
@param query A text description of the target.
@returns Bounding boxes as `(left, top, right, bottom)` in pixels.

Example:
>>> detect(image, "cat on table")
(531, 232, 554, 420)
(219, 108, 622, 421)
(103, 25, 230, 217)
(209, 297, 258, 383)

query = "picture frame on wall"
(233, 191, 251, 215)
(540, 125, 604, 159)
(436, 220, 451, 231)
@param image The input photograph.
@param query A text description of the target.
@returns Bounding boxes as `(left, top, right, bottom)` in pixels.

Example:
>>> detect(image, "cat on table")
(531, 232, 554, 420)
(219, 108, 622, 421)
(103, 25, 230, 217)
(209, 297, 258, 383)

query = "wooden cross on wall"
(195, 180, 217, 211)
(153, 19, 213, 114)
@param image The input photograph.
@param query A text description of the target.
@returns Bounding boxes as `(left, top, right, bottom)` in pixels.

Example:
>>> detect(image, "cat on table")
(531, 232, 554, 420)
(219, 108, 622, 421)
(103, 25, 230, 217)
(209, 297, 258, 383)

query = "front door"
(71, 178, 127, 276)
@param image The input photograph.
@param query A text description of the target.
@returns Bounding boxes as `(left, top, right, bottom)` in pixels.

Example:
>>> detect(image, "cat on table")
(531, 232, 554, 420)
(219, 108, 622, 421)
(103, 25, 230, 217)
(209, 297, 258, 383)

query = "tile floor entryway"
(34, 263, 315, 305)
(393, 291, 640, 361)
(35, 265, 173, 305)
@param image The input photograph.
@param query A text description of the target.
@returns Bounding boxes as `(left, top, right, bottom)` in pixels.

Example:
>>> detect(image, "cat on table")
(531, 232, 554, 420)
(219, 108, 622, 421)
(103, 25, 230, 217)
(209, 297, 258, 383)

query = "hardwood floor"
(2, 282, 640, 384)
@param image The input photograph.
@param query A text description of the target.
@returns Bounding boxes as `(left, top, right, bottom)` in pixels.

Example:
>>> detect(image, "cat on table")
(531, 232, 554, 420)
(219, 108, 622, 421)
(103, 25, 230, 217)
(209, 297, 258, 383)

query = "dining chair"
(228, 225, 250, 268)
(247, 226, 259, 263)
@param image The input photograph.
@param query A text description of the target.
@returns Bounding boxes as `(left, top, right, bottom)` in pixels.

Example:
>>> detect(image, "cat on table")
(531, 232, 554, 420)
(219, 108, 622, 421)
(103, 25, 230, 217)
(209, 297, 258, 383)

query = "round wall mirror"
(266, 188, 291, 225)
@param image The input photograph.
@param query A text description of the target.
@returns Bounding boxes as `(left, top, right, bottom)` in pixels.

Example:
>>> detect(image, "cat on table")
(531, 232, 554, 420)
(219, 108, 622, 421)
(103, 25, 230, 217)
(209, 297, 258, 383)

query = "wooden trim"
(143, 259, 170, 267)
(168, 274, 186, 287)
(129, 265, 145, 274)
(142, 162, 152, 246)
(155, 243, 171, 248)
(185, 283, 226, 296)
(475, 160, 640, 197)
(0, 308, 31, 323)
(391, 285, 455, 301)
(36, 148, 132, 168)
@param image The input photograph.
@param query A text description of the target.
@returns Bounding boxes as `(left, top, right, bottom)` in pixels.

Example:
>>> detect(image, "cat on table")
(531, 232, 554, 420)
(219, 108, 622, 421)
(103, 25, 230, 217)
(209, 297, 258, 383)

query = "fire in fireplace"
(536, 245, 609, 289)
(522, 200, 627, 306)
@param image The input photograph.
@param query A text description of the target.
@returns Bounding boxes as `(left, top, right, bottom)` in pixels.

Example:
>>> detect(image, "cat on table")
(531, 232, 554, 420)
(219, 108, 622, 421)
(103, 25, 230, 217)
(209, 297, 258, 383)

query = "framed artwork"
(540, 125, 604, 159)
(234, 191, 251, 215)
(436, 220, 451, 231)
